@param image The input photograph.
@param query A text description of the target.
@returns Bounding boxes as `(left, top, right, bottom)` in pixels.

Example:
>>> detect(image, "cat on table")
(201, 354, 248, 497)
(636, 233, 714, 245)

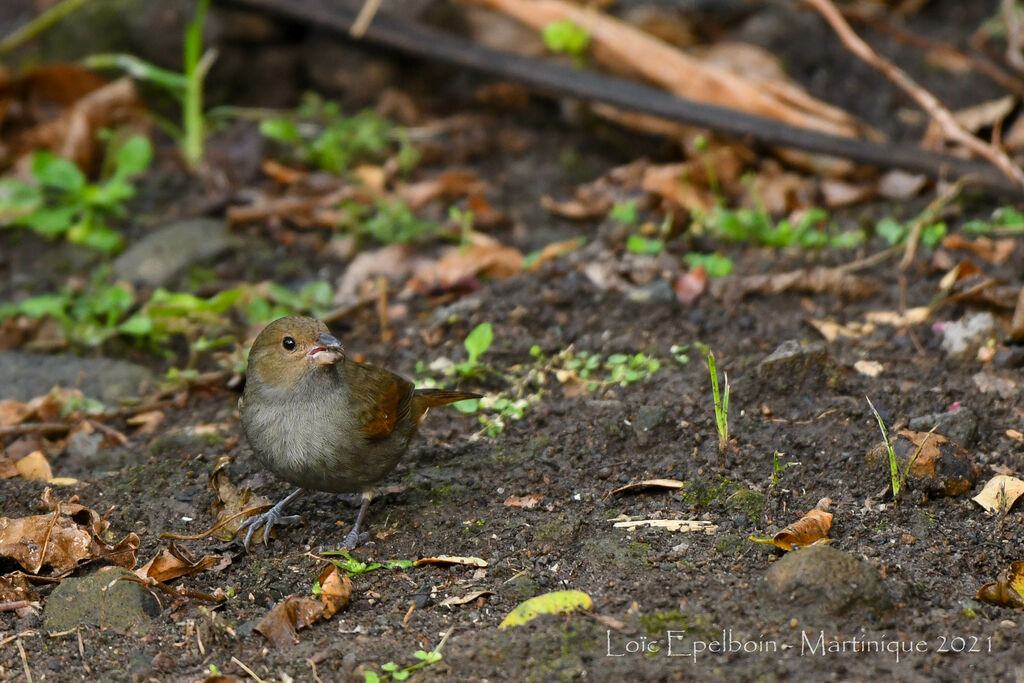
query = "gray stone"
(0, 351, 153, 402)
(908, 406, 978, 447)
(44, 568, 161, 634)
(940, 312, 996, 359)
(627, 278, 677, 306)
(633, 405, 667, 445)
(754, 340, 839, 395)
(764, 545, 893, 617)
(113, 218, 241, 287)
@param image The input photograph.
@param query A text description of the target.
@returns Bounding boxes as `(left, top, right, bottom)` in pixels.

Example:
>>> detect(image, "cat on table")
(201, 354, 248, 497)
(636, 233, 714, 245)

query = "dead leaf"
(864, 307, 931, 327)
(0, 572, 38, 603)
(941, 234, 1017, 265)
(771, 509, 833, 551)
(126, 410, 165, 435)
(439, 589, 493, 607)
(504, 494, 543, 509)
(255, 595, 325, 647)
(820, 179, 874, 208)
(317, 564, 353, 618)
(400, 170, 485, 210)
(719, 267, 881, 301)
(413, 243, 523, 291)
(0, 399, 31, 427)
(15, 450, 52, 481)
(539, 193, 612, 220)
(674, 267, 708, 305)
(853, 360, 884, 377)
(611, 479, 685, 495)
(261, 159, 305, 185)
(807, 318, 875, 342)
(878, 170, 928, 200)
(977, 561, 1024, 608)
(971, 475, 1024, 515)
(209, 456, 273, 543)
(526, 238, 585, 271)
(135, 544, 221, 582)
(0, 487, 139, 574)
(413, 555, 488, 567)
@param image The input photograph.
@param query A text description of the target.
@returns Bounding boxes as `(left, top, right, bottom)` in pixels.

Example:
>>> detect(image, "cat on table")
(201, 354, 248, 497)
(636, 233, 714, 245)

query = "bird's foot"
(237, 507, 303, 551)
(342, 529, 370, 550)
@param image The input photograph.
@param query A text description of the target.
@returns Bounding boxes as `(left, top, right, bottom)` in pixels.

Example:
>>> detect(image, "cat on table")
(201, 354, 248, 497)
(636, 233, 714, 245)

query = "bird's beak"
(307, 332, 345, 366)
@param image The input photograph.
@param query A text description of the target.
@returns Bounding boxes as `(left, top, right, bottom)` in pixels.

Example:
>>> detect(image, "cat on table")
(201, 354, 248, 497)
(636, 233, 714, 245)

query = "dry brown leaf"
(674, 267, 708, 305)
(539, 193, 612, 219)
(878, 169, 928, 200)
(15, 450, 52, 481)
(0, 572, 38, 603)
(807, 318, 876, 342)
(526, 238, 585, 271)
(439, 589, 493, 607)
(640, 162, 716, 211)
(504, 493, 543, 509)
(820, 179, 875, 208)
(413, 555, 488, 567)
(261, 159, 305, 185)
(0, 399, 31, 427)
(255, 595, 325, 647)
(611, 479, 684, 495)
(864, 307, 931, 327)
(971, 475, 1024, 515)
(976, 561, 1024, 608)
(126, 410, 165, 435)
(771, 509, 833, 551)
(0, 487, 139, 573)
(719, 267, 881, 301)
(209, 455, 273, 543)
(135, 544, 221, 582)
(416, 243, 524, 290)
(317, 564, 353, 619)
(940, 234, 1017, 265)
(400, 170, 485, 210)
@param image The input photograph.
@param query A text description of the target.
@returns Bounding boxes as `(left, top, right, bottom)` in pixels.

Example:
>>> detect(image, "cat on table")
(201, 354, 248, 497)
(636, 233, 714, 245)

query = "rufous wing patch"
(362, 379, 400, 439)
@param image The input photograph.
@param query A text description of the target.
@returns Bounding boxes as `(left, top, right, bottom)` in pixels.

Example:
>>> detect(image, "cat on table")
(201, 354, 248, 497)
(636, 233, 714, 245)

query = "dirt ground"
(2, 1, 1024, 681)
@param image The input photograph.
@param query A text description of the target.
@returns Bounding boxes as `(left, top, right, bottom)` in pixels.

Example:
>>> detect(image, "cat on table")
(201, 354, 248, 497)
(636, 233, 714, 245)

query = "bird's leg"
(237, 488, 305, 551)
(342, 492, 373, 549)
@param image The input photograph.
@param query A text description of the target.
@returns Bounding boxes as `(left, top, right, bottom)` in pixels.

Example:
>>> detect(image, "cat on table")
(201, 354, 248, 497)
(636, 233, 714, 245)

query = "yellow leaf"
(499, 590, 593, 629)
(971, 475, 1024, 515)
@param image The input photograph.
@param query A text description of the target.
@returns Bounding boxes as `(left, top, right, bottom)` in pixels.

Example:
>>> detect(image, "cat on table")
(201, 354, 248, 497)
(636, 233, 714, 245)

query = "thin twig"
(158, 504, 272, 541)
(804, 0, 1024, 190)
(16, 638, 33, 683)
(0, 422, 70, 438)
(231, 656, 267, 683)
(899, 179, 964, 269)
(0, 600, 30, 612)
(350, 0, 384, 38)
(1003, 0, 1024, 71)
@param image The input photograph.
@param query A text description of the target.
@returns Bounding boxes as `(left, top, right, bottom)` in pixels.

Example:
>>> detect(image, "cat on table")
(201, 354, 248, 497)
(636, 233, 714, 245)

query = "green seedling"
(364, 650, 444, 682)
(768, 450, 800, 489)
(962, 206, 1024, 236)
(449, 206, 475, 251)
(319, 550, 414, 577)
(626, 234, 664, 255)
(875, 217, 946, 248)
(691, 205, 864, 250)
(610, 200, 639, 225)
(337, 199, 440, 245)
(260, 93, 417, 174)
(452, 322, 494, 381)
(542, 19, 590, 62)
(865, 396, 935, 500)
(707, 351, 730, 454)
(683, 252, 733, 277)
(0, 135, 151, 252)
(670, 344, 691, 365)
(84, 0, 213, 168)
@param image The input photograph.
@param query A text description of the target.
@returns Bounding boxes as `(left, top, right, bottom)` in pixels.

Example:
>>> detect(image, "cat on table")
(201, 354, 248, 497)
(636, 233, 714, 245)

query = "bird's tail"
(413, 388, 482, 409)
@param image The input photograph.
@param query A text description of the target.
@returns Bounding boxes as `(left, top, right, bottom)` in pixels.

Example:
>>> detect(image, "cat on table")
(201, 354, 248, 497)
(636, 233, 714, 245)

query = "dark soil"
(2, 1, 1023, 681)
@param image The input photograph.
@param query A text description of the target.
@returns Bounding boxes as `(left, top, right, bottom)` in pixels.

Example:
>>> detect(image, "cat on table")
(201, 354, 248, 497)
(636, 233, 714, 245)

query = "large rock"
(0, 351, 154, 402)
(44, 567, 161, 634)
(764, 545, 893, 618)
(113, 218, 241, 287)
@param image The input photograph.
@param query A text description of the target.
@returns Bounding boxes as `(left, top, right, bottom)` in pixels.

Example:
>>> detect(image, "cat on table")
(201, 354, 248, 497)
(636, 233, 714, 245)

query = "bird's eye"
(282, 336, 296, 351)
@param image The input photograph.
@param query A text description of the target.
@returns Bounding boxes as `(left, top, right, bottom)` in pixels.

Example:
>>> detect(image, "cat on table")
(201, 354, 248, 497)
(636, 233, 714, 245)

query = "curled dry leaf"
(540, 193, 612, 220)
(0, 399, 31, 427)
(971, 475, 1024, 515)
(126, 410, 165, 436)
(674, 267, 708, 305)
(255, 595, 325, 647)
(0, 487, 139, 574)
(15, 450, 52, 481)
(976, 561, 1024, 608)
(410, 242, 524, 293)
(399, 170, 486, 210)
(771, 509, 833, 551)
(413, 555, 488, 568)
(209, 455, 273, 543)
(807, 318, 876, 342)
(135, 544, 221, 582)
(526, 238, 585, 272)
(717, 267, 881, 302)
(0, 573, 38, 603)
(940, 234, 1017, 265)
(439, 589, 493, 607)
(317, 564, 353, 619)
(611, 479, 685, 495)
(864, 307, 931, 327)
(504, 493, 543, 509)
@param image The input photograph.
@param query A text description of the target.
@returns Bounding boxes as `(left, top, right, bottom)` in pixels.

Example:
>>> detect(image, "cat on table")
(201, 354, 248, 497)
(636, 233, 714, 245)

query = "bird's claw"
(237, 509, 303, 551)
(342, 529, 370, 550)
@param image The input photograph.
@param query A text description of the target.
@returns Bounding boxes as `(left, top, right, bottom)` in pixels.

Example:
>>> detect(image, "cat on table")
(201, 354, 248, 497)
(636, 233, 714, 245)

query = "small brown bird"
(237, 316, 480, 550)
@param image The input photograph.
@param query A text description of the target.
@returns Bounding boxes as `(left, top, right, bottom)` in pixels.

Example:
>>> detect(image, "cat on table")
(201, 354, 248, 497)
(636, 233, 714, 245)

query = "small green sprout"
(365, 650, 443, 682)
(319, 550, 414, 576)
(683, 252, 733, 277)
(542, 19, 590, 59)
(865, 396, 935, 501)
(707, 351, 730, 454)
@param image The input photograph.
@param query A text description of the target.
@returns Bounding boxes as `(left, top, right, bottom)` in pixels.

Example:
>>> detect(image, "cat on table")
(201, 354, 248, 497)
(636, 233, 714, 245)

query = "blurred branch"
(219, 0, 1023, 197)
(0, 0, 90, 58)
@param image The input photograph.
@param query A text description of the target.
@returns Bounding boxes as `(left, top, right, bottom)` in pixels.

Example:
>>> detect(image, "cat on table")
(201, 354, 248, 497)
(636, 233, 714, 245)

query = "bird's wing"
(352, 364, 414, 440)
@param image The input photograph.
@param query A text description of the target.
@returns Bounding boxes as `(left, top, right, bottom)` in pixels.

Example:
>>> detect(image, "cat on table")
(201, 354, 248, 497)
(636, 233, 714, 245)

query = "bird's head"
(246, 316, 345, 390)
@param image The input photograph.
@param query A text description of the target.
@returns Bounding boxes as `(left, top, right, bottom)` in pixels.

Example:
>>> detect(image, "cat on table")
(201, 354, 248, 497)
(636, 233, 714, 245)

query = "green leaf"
(70, 222, 124, 253)
(118, 314, 153, 336)
(464, 322, 493, 365)
(17, 294, 68, 319)
(0, 179, 43, 214)
(112, 135, 153, 178)
(499, 590, 593, 629)
(392, 671, 410, 681)
(414, 650, 442, 663)
(363, 672, 380, 683)
(380, 662, 398, 672)
(451, 398, 480, 414)
(542, 19, 590, 56)
(31, 151, 85, 192)
(922, 221, 947, 248)
(260, 118, 301, 144)
(876, 217, 906, 245)
(17, 206, 79, 236)
(683, 252, 733, 277)
(625, 234, 664, 255)
(609, 200, 638, 225)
